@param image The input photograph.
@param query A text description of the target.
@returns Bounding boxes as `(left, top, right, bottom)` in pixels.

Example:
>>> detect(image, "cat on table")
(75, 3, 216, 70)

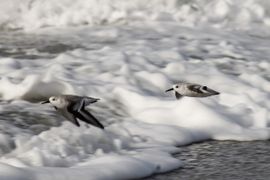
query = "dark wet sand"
(145, 140, 270, 180)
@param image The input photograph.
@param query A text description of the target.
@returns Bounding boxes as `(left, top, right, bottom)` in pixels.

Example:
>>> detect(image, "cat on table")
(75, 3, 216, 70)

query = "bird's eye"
(52, 98, 56, 101)
(175, 85, 179, 88)
(202, 86, 207, 90)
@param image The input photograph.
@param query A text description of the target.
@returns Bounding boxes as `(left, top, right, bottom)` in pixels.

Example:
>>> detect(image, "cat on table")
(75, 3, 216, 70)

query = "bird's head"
(165, 83, 182, 93)
(41, 96, 63, 108)
(49, 96, 62, 106)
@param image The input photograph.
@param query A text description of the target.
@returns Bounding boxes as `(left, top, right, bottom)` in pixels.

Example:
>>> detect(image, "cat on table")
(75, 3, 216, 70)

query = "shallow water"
(145, 140, 270, 180)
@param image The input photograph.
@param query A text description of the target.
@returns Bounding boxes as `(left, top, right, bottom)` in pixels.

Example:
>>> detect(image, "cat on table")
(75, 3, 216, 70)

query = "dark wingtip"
(88, 97, 100, 103)
(165, 88, 174, 92)
(211, 91, 220, 96)
(90, 123, 104, 129)
(95, 121, 105, 129)
(90, 124, 105, 130)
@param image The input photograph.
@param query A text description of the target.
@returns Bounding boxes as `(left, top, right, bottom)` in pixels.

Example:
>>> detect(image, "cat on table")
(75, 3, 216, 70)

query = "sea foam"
(1, 0, 270, 30)
(0, 4, 269, 179)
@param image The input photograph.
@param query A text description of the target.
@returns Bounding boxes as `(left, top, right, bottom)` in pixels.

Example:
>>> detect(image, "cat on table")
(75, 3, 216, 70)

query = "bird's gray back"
(60, 95, 99, 107)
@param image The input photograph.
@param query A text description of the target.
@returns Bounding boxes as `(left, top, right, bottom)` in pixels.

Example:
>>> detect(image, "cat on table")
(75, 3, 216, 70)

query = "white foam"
(0, 74, 74, 102)
(1, 0, 270, 30)
(0, 9, 269, 179)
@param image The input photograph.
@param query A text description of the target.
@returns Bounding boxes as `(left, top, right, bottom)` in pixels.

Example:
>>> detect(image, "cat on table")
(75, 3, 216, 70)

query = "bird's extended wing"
(58, 109, 80, 127)
(71, 96, 100, 110)
(73, 109, 104, 129)
(67, 98, 104, 129)
(187, 84, 203, 94)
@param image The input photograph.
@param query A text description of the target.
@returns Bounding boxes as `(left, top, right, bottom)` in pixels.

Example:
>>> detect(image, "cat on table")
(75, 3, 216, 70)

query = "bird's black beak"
(165, 88, 174, 92)
(41, 100, 50, 104)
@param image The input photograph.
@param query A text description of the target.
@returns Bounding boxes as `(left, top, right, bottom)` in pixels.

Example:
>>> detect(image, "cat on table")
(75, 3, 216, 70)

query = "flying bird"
(42, 95, 104, 129)
(166, 82, 220, 99)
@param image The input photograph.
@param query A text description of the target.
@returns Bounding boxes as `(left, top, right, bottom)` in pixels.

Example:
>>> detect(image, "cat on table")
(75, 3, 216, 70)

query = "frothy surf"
(0, 1, 269, 179)
(1, 0, 270, 30)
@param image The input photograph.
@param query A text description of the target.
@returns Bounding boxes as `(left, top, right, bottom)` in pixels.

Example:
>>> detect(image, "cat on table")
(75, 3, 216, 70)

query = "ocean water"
(0, 0, 270, 179)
